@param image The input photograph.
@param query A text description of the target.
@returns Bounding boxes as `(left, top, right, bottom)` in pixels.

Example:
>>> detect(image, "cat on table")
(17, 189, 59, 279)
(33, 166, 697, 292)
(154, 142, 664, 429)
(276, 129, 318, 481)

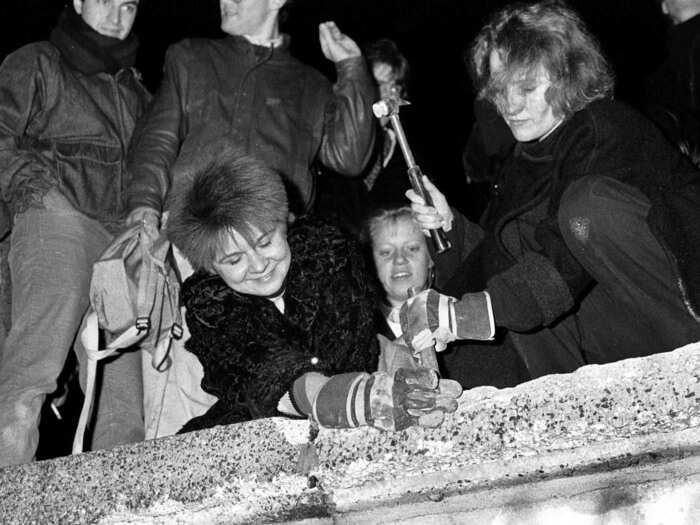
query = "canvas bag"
(73, 223, 183, 453)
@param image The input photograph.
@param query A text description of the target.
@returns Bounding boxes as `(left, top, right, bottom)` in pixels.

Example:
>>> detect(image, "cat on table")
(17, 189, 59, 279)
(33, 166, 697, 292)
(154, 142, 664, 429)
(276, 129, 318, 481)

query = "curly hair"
(364, 38, 410, 95)
(167, 148, 289, 272)
(470, 0, 614, 118)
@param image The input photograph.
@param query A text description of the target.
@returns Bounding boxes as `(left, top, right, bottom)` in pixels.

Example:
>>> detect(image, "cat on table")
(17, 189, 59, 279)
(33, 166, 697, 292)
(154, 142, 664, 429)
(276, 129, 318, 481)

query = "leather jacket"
(0, 41, 151, 232)
(126, 36, 376, 214)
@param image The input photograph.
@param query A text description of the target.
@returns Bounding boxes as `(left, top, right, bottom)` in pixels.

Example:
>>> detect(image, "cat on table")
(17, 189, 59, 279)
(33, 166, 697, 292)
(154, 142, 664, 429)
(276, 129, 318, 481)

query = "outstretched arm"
(278, 367, 462, 431)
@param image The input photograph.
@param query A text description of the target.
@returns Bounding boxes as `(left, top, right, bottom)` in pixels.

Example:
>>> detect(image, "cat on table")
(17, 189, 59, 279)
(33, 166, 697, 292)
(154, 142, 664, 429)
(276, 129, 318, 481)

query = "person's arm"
(316, 22, 376, 176)
(402, 174, 591, 349)
(484, 212, 591, 331)
(126, 44, 188, 223)
(0, 46, 54, 213)
(432, 205, 485, 290)
(278, 367, 462, 431)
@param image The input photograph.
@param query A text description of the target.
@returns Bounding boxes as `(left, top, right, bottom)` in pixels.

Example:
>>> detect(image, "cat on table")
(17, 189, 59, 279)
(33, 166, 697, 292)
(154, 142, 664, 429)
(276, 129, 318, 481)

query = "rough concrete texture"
(0, 341, 698, 524)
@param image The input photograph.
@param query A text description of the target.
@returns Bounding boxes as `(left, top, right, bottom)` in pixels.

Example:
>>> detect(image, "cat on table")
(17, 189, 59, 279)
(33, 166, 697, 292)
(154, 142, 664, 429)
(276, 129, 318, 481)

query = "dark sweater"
(445, 99, 700, 330)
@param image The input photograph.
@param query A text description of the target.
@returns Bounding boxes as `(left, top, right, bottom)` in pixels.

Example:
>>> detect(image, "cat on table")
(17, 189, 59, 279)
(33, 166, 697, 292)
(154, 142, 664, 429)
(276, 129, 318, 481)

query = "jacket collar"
(49, 6, 139, 76)
(222, 33, 292, 59)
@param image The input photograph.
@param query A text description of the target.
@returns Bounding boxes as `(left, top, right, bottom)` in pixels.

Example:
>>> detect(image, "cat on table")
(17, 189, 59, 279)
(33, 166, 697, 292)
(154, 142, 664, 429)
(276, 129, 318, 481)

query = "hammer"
(373, 98, 452, 254)
(406, 287, 440, 373)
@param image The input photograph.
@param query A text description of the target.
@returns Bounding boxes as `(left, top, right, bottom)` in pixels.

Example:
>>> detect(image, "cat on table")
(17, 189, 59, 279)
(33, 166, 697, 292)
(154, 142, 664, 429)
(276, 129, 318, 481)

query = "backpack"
(73, 223, 182, 453)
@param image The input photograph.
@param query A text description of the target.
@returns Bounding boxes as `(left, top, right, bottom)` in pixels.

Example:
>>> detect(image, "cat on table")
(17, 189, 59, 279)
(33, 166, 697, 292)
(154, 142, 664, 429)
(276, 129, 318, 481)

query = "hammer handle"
(408, 167, 452, 254)
(389, 114, 451, 254)
(417, 345, 440, 371)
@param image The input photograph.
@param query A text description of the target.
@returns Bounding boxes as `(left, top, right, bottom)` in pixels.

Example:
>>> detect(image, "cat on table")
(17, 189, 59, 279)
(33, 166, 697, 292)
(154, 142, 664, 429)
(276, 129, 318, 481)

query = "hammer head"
(372, 97, 410, 119)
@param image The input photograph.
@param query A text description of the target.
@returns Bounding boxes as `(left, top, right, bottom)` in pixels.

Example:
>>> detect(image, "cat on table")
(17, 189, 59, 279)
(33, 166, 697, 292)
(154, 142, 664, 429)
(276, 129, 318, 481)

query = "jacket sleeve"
(317, 56, 377, 176)
(433, 207, 485, 290)
(485, 234, 587, 332)
(0, 47, 55, 212)
(485, 192, 594, 333)
(126, 45, 187, 213)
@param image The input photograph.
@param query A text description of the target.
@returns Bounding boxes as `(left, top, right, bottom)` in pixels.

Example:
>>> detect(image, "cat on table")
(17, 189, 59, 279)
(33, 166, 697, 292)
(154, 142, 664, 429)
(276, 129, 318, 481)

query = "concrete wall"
(1, 341, 699, 524)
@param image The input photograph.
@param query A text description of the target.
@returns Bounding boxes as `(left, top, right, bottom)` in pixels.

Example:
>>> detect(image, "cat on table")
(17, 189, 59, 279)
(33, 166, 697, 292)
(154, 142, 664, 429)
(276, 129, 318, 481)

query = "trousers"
(0, 191, 142, 467)
(511, 176, 700, 378)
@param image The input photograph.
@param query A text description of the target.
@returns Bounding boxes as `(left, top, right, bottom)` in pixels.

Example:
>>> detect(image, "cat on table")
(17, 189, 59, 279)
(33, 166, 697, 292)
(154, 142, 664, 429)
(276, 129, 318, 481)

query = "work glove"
(279, 368, 462, 432)
(399, 289, 496, 354)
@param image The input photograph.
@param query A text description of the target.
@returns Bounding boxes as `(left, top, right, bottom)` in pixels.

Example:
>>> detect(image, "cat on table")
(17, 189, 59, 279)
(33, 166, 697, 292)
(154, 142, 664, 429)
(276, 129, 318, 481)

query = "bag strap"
(137, 239, 183, 371)
(73, 233, 183, 453)
(72, 310, 147, 454)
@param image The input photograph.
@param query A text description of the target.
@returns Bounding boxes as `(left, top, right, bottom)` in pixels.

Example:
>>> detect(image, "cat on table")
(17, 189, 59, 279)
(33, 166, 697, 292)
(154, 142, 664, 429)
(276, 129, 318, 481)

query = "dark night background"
(0, 0, 671, 221)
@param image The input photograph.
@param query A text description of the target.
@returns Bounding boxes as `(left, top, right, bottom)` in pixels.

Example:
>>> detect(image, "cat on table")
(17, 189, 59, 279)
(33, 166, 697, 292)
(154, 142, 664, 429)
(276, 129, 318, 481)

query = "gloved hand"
(400, 289, 496, 353)
(280, 368, 462, 432)
(368, 367, 462, 431)
(399, 289, 458, 353)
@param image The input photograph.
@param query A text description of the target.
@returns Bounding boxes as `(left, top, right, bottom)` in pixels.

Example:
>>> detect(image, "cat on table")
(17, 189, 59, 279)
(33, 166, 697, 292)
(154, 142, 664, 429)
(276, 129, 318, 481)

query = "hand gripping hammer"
(372, 97, 451, 254)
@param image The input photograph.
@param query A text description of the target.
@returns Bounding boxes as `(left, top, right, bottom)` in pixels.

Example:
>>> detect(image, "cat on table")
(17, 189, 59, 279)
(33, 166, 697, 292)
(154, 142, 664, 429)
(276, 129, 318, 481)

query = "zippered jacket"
(0, 41, 150, 231)
(126, 36, 376, 215)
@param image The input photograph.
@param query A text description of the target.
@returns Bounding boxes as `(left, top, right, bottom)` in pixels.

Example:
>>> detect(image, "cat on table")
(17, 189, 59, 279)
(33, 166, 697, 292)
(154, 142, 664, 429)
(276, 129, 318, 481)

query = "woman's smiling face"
(212, 222, 291, 297)
(371, 215, 432, 307)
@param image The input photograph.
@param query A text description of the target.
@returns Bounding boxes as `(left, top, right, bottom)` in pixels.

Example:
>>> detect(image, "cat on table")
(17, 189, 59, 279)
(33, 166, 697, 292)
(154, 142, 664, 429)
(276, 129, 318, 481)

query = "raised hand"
(319, 21, 361, 63)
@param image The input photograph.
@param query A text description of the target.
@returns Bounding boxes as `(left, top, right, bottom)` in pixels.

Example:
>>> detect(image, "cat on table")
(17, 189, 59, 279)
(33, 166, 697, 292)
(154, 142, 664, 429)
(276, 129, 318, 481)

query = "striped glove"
(278, 368, 462, 432)
(399, 289, 496, 353)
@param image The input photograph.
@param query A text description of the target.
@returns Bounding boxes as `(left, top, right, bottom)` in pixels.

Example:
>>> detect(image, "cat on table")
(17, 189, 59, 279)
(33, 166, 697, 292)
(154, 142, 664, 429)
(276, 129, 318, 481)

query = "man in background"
(126, 0, 376, 228)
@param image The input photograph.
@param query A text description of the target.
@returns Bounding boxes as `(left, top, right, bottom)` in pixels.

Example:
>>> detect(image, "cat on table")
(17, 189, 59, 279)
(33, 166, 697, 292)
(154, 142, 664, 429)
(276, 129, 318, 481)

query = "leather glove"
(279, 369, 462, 432)
(368, 367, 462, 431)
(400, 289, 496, 353)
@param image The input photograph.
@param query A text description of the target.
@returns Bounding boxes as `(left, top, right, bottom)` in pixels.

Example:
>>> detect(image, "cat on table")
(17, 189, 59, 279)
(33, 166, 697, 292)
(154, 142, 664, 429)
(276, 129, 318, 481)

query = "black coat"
(446, 99, 700, 327)
(179, 217, 379, 432)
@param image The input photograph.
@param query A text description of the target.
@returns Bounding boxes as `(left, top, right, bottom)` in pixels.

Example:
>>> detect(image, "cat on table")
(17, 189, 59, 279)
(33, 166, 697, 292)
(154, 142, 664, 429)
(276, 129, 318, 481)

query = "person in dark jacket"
(644, 0, 700, 163)
(126, 0, 376, 232)
(0, 0, 151, 467)
(168, 150, 461, 432)
(400, 1, 700, 382)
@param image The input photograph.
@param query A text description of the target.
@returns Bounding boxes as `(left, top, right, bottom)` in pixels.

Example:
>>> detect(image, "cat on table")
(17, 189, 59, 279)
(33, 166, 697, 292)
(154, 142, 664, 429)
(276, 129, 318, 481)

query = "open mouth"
(391, 271, 412, 280)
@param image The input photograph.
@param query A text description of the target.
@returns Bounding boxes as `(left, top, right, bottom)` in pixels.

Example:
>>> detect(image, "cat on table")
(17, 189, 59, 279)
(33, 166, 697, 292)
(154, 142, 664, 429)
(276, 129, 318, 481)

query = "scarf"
(49, 6, 139, 76)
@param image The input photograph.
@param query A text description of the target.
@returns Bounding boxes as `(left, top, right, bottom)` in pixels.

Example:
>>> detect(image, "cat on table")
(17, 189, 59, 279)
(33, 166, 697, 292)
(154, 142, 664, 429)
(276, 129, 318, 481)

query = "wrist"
(334, 55, 368, 76)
